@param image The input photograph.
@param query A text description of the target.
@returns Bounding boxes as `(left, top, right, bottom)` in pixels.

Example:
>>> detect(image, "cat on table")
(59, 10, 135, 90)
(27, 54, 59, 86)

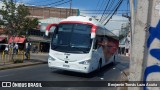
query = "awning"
(28, 36, 50, 43)
(0, 37, 5, 42)
(8, 37, 26, 44)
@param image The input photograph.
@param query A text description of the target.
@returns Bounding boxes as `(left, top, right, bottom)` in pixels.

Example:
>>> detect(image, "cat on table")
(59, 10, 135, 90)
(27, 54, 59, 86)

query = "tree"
(0, 0, 39, 61)
(0, 0, 38, 36)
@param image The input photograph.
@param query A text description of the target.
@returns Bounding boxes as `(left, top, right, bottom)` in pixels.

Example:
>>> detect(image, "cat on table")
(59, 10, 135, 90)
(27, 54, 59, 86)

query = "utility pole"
(129, 0, 150, 90)
(129, 0, 160, 90)
(70, 0, 72, 16)
(129, 0, 135, 53)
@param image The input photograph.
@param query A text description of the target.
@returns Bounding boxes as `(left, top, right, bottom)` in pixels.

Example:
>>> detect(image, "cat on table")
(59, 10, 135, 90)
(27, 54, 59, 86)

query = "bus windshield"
(51, 23, 92, 53)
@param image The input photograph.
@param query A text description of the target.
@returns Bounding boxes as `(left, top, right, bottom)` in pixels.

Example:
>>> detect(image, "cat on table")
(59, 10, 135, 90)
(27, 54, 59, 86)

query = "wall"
(27, 6, 79, 19)
(143, 1, 160, 90)
(129, 0, 160, 90)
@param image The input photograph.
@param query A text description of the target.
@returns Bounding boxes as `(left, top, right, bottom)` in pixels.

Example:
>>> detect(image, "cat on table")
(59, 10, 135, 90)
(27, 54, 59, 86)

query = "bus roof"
(60, 16, 119, 40)
(61, 16, 103, 27)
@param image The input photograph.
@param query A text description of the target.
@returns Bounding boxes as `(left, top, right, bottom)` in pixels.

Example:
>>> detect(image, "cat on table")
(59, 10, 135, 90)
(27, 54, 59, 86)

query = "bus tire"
(113, 55, 116, 64)
(97, 59, 102, 71)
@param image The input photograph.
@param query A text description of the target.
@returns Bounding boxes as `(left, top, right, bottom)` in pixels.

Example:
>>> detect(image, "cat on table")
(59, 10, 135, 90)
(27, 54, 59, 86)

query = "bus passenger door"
(92, 37, 105, 69)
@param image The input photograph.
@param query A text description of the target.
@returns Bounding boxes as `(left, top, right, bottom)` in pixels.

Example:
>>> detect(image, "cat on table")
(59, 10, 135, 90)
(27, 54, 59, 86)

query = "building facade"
(0, 5, 79, 52)
(26, 6, 79, 52)
(27, 6, 79, 19)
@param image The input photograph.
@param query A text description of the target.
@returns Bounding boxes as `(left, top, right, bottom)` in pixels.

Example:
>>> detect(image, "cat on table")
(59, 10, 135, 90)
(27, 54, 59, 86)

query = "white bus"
(45, 16, 119, 73)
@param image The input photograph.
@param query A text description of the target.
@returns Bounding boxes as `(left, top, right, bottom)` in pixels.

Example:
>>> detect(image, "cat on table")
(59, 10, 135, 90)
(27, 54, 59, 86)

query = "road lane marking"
(0, 74, 14, 78)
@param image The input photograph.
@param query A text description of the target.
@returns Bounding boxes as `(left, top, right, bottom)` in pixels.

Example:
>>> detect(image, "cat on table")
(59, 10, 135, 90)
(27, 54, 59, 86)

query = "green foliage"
(0, 0, 39, 36)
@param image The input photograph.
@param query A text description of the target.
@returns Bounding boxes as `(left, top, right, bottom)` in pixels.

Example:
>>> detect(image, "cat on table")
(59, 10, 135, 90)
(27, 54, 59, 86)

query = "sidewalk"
(0, 53, 48, 70)
(117, 55, 130, 90)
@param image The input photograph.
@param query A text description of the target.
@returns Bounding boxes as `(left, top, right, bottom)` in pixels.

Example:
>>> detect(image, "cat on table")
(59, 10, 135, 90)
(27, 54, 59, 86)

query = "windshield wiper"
(70, 46, 87, 53)
(66, 51, 85, 54)
(53, 44, 69, 49)
(71, 45, 89, 48)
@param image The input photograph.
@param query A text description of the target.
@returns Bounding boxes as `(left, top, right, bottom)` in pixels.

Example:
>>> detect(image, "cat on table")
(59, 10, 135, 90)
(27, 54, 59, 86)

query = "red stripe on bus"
(46, 23, 58, 31)
(91, 25, 96, 33)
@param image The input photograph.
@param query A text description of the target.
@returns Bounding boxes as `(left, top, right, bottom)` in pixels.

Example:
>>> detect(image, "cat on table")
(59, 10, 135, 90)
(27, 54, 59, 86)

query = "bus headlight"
(48, 55, 55, 61)
(79, 60, 91, 65)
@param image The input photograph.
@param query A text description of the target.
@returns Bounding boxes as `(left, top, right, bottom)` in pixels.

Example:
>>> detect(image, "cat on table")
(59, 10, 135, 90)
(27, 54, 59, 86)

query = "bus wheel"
(113, 55, 116, 64)
(97, 59, 102, 71)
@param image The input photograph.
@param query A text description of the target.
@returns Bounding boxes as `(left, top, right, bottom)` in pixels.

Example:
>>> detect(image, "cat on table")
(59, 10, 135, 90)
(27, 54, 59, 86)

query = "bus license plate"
(63, 64, 70, 68)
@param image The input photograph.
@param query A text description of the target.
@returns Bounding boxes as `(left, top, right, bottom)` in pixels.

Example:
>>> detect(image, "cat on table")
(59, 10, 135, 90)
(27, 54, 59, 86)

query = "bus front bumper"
(48, 60, 91, 73)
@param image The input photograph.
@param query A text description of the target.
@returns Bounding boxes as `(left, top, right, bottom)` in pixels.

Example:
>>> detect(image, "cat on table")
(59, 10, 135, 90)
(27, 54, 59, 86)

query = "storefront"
(0, 37, 7, 52)
(29, 36, 50, 52)
(8, 36, 26, 50)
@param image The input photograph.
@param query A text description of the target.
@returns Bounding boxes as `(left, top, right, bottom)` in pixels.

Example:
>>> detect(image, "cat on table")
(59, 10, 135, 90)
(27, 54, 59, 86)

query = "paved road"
(0, 55, 129, 90)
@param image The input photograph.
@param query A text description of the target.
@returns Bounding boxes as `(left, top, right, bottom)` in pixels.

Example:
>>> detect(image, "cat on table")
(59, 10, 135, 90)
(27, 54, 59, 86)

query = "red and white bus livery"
(46, 16, 119, 73)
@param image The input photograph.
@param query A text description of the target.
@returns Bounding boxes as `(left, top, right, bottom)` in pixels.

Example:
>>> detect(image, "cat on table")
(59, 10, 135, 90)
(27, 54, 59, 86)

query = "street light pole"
(70, 0, 72, 16)
(129, 0, 135, 41)
(129, 0, 151, 90)
(129, 0, 135, 81)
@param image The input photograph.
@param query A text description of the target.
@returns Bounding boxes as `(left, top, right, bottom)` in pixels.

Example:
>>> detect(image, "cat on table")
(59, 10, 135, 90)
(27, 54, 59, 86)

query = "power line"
(23, 0, 52, 5)
(69, 0, 72, 15)
(101, 0, 121, 23)
(25, 0, 69, 7)
(43, 0, 65, 6)
(53, 0, 70, 7)
(99, 0, 111, 22)
(106, 0, 123, 24)
(109, 20, 129, 21)
(80, 10, 130, 11)
(95, 0, 105, 16)
(100, 0, 116, 23)
(104, 0, 124, 25)
(81, 12, 129, 14)
(100, 0, 115, 23)
(95, 0, 101, 10)
(127, 0, 130, 15)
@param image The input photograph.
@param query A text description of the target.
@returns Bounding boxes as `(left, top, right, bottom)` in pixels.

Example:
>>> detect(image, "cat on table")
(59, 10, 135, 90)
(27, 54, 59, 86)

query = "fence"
(0, 49, 28, 64)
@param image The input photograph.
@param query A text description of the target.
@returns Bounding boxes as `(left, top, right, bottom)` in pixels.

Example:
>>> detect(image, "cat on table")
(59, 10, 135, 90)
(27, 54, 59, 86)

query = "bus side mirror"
(91, 33, 95, 39)
(45, 31, 49, 36)
(45, 23, 58, 36)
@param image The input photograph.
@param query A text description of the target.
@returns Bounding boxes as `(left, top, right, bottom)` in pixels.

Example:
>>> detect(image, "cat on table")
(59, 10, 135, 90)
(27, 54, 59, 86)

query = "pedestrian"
(15, 43, 18, 54)
(32, 45, 36, 53)
(35, 45, 38, 53)
(13, 43, 18, 54)
(125, 35, 130, 56)
(4, 45, 9, 54)
(118, 47, 122, 55)
(40, 44, 43, 52)
(13, 43, 16, 54)
(25, 42, 31, 59)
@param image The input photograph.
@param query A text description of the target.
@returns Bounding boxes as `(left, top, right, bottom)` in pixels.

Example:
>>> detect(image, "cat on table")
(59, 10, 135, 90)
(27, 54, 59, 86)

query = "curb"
(0, 62, 47, 71)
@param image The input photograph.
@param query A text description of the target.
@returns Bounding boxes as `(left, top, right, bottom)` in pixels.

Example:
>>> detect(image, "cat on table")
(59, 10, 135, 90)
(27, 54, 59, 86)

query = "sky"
(15, 0, 129, 10)
(0, 0, 130, 36)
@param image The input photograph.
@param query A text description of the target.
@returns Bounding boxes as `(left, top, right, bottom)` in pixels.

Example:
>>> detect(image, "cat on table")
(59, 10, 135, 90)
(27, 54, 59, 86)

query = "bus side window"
(93, 39, 98, 49)
(93, 36, 101, 49)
